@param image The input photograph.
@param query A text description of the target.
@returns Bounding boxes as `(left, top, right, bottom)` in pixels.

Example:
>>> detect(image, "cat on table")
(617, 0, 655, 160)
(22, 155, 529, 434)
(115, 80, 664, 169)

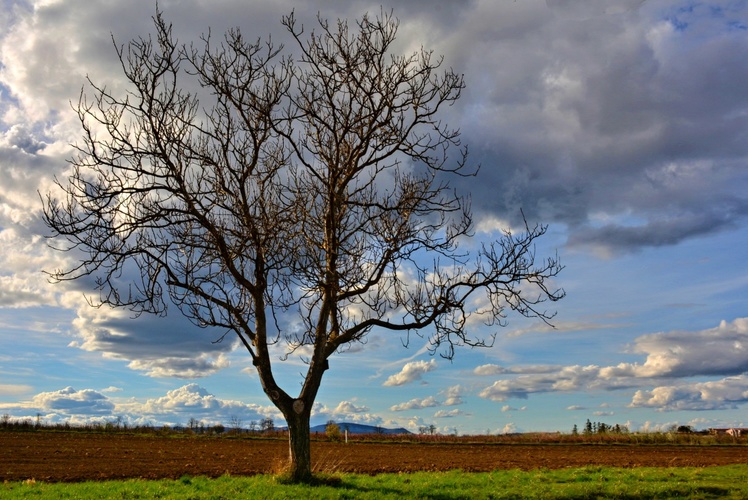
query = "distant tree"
(571, 424, 578, 436)
(260, 417, 275, 433)
(187, 418, 201, 432)
(584, 419, 593, 435)
(228, 415, 243, 432)
(42, 8, 563, 482)
(325, 420, 342, 441)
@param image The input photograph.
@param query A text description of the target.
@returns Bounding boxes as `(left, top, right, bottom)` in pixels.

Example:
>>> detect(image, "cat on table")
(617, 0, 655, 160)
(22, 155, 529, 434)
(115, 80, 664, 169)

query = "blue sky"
(1, 0, 747, 435)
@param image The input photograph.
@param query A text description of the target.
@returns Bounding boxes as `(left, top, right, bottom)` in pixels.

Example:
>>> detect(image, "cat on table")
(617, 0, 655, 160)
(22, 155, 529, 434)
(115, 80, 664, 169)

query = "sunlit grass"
(3, 465, 748, 499)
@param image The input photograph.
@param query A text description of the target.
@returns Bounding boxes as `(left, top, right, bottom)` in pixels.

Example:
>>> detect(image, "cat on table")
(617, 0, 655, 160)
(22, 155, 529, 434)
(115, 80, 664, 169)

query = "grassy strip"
(2, 465, 748, 499)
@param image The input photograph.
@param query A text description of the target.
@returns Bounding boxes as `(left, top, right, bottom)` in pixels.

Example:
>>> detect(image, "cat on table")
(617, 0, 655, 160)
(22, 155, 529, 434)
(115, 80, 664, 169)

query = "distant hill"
(310, 422, 411, 435)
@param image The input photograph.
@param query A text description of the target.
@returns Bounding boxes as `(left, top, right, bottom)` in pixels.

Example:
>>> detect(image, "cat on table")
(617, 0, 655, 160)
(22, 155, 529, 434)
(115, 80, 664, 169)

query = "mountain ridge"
(309, 422, 411, 435)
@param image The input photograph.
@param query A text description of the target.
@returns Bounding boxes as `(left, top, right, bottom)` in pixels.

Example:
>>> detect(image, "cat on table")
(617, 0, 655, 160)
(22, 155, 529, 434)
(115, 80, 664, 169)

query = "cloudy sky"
(1, 0, 747, 435)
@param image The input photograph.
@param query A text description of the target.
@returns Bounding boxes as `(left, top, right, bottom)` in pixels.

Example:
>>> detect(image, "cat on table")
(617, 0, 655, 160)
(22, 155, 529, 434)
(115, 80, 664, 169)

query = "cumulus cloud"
(498, 423, 519, 434)
(390, 396, 440, 412)
(383, 360, 437, 387)
(434, 409, 467, 418)
(630, 376, 748, 412)
(332, 401, 370, 414)
(117, 384, 278, 427)
(312, 400, 381, 426)
(0, 384, 279, 427)
(127, 354, 231, 379)
(390, 385, 464, 411)
(29, 387, 114, 415)
(65, 296, 237, 378)
(442, 385, 464, 406)
(474, 364, 509, 376)
(479, 364, 602, 401)
(610, 318, 748, 378)
(478, 318, 748, 411)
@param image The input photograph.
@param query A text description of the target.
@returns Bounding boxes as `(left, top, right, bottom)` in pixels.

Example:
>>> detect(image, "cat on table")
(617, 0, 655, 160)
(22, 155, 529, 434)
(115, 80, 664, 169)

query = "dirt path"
(2, 431, 747, 482)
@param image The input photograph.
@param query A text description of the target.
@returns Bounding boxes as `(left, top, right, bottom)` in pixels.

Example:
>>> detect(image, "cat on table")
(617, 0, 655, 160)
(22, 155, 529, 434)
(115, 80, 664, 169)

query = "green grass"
(3, 466, 748, 499)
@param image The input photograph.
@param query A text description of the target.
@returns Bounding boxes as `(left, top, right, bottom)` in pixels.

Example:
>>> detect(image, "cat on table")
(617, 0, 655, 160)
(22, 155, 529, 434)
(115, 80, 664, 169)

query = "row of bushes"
(0, 413, 284, 438)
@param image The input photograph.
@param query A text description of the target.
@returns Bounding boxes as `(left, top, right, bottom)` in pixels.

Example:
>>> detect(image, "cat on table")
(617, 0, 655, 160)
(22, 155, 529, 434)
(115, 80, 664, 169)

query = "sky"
(0, 0, 747, 435)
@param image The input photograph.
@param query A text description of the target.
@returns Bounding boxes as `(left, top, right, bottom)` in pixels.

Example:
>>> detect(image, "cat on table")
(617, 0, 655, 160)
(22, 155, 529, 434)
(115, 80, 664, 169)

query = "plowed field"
(2, 431, 747, 482)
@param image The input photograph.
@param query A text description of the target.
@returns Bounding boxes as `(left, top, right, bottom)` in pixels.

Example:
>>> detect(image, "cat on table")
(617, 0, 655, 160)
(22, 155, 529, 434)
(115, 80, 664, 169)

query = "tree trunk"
(285, 405, 312, 483)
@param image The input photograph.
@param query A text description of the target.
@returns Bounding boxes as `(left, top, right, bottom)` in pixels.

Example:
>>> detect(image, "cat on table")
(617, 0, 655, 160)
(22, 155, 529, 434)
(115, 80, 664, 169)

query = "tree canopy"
(43, 9, 564, 482)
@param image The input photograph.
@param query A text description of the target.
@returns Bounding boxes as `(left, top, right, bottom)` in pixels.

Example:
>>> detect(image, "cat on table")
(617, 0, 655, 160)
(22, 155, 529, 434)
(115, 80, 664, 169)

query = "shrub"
(325, 421, 342, 442)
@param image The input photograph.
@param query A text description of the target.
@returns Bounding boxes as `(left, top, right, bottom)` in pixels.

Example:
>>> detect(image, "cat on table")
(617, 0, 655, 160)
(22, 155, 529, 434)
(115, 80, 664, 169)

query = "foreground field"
(2, 431, 748, 482)
(3, 467, 748, 499)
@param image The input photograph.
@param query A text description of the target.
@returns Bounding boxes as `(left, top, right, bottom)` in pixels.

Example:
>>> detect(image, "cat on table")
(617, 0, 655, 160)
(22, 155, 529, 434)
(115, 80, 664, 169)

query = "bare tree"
(228, 415, 243, 432)
(42, 9, 563, 482)
(259, 417, 275, 433)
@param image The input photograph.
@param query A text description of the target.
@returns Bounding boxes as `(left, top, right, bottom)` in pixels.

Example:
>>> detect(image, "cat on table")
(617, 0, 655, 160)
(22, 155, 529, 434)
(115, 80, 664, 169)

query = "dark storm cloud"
(568, 199, 748, 255)
(443, 0, 748, 254)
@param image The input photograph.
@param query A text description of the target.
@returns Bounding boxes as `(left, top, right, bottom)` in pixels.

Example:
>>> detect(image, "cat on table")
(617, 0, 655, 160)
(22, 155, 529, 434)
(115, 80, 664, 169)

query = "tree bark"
(284, 403, 312, 483)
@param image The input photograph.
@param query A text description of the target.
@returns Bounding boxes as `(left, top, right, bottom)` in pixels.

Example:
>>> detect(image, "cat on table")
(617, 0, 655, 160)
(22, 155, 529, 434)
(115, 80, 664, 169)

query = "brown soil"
(2, 431, 747, 482)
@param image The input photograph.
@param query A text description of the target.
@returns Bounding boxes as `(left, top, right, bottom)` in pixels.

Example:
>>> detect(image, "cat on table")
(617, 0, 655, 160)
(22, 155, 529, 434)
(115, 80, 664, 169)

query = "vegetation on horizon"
(2, 413, 746, 446)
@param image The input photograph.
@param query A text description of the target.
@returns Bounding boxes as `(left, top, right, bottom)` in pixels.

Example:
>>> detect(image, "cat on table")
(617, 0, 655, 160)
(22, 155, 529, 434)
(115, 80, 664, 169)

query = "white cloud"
(127, 354, 230, 379)
(498, 423, 519, 434)
(442, 385, 464, 406)
(0, 384, 279, 428)
(0, 384, 33, 396)
(383, 359, 437, 387)
(479, 364, 601, 402)
(312, 400, 381, 426)
(390, 396, 440, 412)
(332, 401, 370, 414)
(479, 318, 748, 410)
(473, 364, 509, 376)
(29, 386, 114, 415)
(433, 409, 467, 418)
(609, 318, 748, 378)
(390, 385, 464, 412)
(630, 375, 748, 412)
(118, 384, 279, 427)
